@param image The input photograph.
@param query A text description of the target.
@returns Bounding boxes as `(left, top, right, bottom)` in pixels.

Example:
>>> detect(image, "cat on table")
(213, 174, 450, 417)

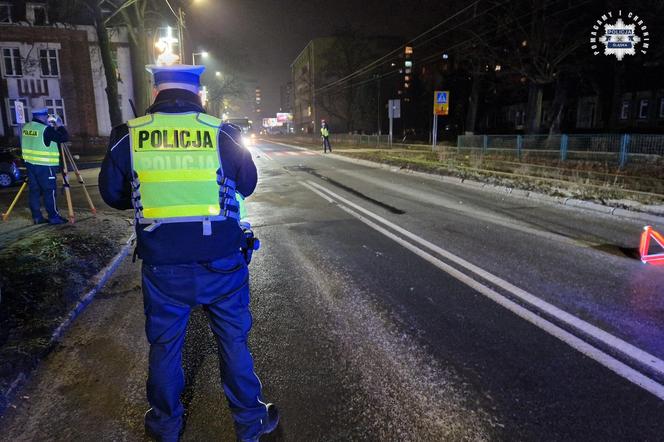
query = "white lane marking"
(302, 183, 664, 402)
(333, 169, 600, 249)
(267, 140, 331, 157)
(253, 147, 272, 161)
(304, 181, 664, 386)
(264, 140, 307, 150)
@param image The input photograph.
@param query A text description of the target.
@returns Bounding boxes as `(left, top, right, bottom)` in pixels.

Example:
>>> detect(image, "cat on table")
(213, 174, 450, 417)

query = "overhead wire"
(314, 0, 485, 94)
(319, 0, 593, 97)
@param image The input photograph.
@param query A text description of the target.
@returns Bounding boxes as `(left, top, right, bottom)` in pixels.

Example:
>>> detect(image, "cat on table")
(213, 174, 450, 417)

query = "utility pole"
(178, 7, 185, 63)
(311, 41, 317, 136)
(375, 74, 381, 136)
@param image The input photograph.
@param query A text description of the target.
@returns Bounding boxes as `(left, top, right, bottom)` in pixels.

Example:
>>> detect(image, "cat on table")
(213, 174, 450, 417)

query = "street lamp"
(215, 71, 221, 77)
(192, 51, 209, 65)
(163, 0, 206, 62)
(154, 26, 180, 65)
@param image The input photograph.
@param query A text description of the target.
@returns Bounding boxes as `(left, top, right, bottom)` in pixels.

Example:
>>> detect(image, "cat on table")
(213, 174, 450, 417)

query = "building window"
(576, 100, 597, 129)
(40, 49, 59, 77)
(28, 3, 48, 25)
(0, 3, 12, 23)
(620, 101, 630, 120)
(659, 98, 664, 119)
(8, 99, 29, 126)
(44, 98, 66, 125)
(638, 99, 649, 119)
(2, 48, 22, 77)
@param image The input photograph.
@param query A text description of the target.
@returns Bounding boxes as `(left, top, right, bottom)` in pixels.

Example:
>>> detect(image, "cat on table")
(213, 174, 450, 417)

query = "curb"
(50, 239, 133, 342)
(1, 238, 133, 413)
(267, 140, 664, 225)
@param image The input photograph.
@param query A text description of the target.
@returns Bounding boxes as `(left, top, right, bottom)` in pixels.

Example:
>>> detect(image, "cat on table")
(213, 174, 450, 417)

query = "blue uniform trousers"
(142, 252, 268, 439)
(26, 163, 60, 220)
(322, 136, 332, 153)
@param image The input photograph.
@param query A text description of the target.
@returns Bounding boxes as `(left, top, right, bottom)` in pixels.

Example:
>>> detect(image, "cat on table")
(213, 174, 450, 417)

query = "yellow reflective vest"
(128, 112, 244, 235)
(21, 121, 60, 166)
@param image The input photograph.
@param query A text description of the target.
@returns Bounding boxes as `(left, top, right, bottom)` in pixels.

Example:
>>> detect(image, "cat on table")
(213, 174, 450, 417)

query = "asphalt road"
(1, 139, 664, 440)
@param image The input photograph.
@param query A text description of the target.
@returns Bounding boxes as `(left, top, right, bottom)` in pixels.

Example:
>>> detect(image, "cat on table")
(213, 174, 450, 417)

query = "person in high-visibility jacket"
(98, 65, 278, 442)
(320, 119, 332, 153)
(21, 107, 69, 224)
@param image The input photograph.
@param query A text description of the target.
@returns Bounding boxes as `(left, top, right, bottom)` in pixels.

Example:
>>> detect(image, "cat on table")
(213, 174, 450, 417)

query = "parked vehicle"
(0, 148, 25, 188)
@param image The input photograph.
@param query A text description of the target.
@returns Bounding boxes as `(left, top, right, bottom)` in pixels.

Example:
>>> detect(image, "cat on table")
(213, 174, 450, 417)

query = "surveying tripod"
(2, 143, 96, 223)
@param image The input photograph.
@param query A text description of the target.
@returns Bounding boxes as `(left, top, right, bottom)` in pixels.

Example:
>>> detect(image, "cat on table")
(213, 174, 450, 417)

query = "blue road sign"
(436, 92, 448, 104)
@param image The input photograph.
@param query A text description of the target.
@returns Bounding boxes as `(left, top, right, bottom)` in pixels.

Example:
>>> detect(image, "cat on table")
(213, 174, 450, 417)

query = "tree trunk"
(547, 77, 567, 135)
(129, 25, 150, 115)
(525, 81, 544, 134)
(91, 2, 123, 127)
(465, 64, 481, 134)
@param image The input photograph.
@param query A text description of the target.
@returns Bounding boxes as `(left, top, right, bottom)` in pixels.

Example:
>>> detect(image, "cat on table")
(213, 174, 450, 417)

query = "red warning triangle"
(640, 226, 664, 265)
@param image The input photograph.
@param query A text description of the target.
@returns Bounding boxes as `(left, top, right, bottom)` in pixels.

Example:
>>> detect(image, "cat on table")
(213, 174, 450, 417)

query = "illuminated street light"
(215, 71, 221, 77)
(154, 26, 180, 65)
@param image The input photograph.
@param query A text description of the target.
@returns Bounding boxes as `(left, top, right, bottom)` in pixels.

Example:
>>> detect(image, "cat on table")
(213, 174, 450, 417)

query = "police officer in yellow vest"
(320, 119, 332, 153)
(21, 107, 69, 224)
(99, 65, 278, 442)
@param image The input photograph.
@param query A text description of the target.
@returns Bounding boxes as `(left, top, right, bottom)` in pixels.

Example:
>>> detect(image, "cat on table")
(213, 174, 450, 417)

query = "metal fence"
(456, 134, 664, 167)
(296, 133, 429, 149)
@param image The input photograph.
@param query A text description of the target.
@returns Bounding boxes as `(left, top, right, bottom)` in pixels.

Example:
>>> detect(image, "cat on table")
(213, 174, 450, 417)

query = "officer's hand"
(54, 116, 64, 127)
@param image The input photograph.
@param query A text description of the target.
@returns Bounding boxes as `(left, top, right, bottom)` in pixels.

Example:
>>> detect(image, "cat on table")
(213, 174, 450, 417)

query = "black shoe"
(33, 218, 48, 225)
(238, 404, 280, 442)
(48, 215, 68, 225)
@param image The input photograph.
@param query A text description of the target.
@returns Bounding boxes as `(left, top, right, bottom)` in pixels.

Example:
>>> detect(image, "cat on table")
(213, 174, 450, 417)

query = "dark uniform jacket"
(98, 89, 258, 265)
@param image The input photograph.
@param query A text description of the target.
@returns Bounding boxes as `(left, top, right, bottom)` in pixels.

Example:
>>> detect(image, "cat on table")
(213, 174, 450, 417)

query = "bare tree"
(59, 0, 124, 126)
(206, 72, 246, 118)
(472, 0, 590, 134)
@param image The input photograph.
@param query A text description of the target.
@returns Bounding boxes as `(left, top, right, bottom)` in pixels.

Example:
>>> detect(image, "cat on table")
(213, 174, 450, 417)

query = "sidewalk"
(0, 212, 131, 412)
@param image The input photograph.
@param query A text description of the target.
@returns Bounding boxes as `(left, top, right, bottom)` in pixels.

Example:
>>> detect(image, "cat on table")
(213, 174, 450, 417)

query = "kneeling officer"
(99, 64, 278, 442)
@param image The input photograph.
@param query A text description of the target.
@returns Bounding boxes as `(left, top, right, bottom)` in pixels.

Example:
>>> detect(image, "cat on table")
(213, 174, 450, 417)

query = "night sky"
(186, 0, 453, 116)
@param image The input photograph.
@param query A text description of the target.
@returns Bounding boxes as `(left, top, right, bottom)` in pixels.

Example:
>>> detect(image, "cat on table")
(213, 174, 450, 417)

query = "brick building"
(0, 1, 135, 150)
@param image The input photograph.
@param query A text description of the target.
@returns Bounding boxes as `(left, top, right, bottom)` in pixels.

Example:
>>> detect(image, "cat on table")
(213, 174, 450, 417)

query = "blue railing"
(457, 133, 664, 168)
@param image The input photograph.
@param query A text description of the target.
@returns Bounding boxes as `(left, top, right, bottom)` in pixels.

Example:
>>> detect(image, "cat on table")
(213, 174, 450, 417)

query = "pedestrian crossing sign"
(433, 90, 449, 116)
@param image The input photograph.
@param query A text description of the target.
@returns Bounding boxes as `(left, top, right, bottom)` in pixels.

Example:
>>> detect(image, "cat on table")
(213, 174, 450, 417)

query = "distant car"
(0, 148, 25, 188)
(241, 132, 257, 148)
